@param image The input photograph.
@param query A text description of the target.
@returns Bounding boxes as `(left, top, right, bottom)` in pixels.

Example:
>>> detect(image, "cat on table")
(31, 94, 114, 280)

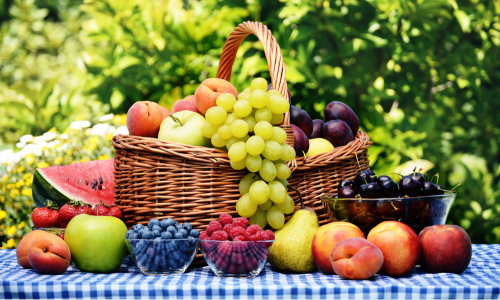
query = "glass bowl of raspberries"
(125, 218, 200, 275)
(199, 214, 275, 278)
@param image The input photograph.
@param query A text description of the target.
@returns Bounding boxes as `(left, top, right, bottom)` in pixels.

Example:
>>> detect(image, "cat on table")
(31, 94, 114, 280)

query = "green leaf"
(454, 10, 471, 33)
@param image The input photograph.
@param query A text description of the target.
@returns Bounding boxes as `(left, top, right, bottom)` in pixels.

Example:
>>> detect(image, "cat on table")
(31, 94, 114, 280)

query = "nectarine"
(172, 96, 200, 114)
(194, 78, 238, 116)
(126, 101, 166, 137)
(16, 230, 47, 269)
(311, 222, 365, 274)
(28, 232, 71, 274)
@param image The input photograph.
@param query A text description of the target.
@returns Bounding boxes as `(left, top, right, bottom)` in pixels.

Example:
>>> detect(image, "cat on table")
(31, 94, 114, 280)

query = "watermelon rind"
(32, 159, 116, 209)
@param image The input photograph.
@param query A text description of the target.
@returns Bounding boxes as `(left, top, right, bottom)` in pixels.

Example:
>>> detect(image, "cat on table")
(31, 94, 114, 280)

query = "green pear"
(268, 206, 319, 273)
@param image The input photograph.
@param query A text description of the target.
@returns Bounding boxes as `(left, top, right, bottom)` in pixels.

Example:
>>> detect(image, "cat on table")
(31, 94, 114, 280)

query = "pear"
(268, 187, 319, 273)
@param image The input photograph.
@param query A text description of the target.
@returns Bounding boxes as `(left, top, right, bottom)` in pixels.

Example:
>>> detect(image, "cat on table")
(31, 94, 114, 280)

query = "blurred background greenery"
(1, 0, 499, 246)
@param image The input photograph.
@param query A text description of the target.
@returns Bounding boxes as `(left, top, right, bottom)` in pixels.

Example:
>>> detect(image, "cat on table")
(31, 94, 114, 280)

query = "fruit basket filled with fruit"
(111, 21, 371, 266)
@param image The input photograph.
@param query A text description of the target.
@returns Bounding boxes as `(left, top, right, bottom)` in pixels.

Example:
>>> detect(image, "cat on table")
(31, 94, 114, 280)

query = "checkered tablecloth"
(1, 244, 499, 299)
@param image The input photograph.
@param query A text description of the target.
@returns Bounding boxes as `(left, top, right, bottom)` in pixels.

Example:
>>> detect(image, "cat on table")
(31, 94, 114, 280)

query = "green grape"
(231, 119, 249, 138)
(205, 106, 227, 125)
(250, 77, 268, 92)
(226, 135, 249, 150)
(267, 89, 282, 97)
(217, 125, 232, 140)
(246, 135, 265, 156)
(216, 93, 237, 112)
(280, 143, 296, 161)
(211, 133, 227, 148)
(259, 159, 277, 182)
(267, 94, 291, 114)
(228, 141, 247, 161)
(234, 100, 253, 118)
(201, 122, 220, 139)
(271, 113, 284, 125)
(270, 127, 288, 144)
(267, 206, 285, 229)
(254, 108, 273, 123)
(239, 173, 260, 194)
(254, 121, 273, 140)
(249, 89, 270, 109)
(239, 91, 250, 100)
(243, 115, 256, 132)
(230, 158, 246, 170)
(275, 162, 291, 180)
(268, 180, 287, 204)
(236, 193, 258, 218)
(249, 180, 270, 204)
(245, 154, 263, 173)
(262, 140, 282, 161)
(275, 194, 295, 214)
(249, 207, 268, 229)
(258, 199, 273, 211)
(224, 113, 239, 126)
(274, 178, 288, 189)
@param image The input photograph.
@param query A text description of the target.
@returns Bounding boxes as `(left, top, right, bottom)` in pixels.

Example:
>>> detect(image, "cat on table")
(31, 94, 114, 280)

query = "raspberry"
(218, 213, 233, 226)
(211, 230, 229, 241)
(261, 230, 275, 241)
(223, 223, 234, 235)
(217, 241, 233, 257)
(233, 235, 246, 242)
(214, 256, 230, 271)
(200, 231, 209, 240)
(230, 251, 245, 264)
(232, 217, 249, 228)
(244, 224, 263, 241)
(229, 226, 246, 240)
(242, 256, 259, 272)
(206, 220, 223, 237)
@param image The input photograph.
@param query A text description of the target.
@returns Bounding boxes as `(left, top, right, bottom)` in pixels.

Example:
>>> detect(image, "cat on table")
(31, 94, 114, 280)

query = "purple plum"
(290, 106, 313, 138)
(290, 124, 309, 157)
(310, 119, 325, 139)
(322, 120, 354, 147)
(324, 101, 360, 134)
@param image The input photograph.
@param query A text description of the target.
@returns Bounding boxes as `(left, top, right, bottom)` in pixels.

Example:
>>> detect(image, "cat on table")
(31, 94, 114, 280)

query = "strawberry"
(32, 202, 60, 228)
(91, 204, 110, 216)
(59, 201, 92, 228)
(108, 206, 122, 219)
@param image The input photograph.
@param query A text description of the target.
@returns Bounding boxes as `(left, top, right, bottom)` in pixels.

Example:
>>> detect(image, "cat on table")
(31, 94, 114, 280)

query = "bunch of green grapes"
(203, 78, 295, 230)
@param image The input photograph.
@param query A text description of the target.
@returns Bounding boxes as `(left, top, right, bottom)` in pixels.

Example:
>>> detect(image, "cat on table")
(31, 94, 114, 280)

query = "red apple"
(312, 222, 365, 274)
(418, 224, 472, 274)
(194, 78, 238, 116)
(367, 221, 421, 277)
(330, 237, 384, 280)
(27, 231, 71, 274)
(126, 101, 166, 137)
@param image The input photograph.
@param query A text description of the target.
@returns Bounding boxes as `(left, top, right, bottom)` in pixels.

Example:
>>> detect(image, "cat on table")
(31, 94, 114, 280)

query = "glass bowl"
(320, 191, 456, 236)
(199, 240, 274, 278)
(126, 238, 199, 275)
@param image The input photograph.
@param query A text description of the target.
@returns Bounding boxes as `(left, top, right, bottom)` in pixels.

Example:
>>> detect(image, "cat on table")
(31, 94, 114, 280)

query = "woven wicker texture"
(112, 21, 372, 267)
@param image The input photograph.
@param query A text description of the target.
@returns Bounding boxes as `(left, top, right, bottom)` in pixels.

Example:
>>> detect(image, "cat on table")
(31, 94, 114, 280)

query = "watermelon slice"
(32, 159, 115, 208)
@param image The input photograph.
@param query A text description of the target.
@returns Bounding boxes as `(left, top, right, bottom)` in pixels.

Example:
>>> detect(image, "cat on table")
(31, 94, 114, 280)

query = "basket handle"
(216, 21, 290, 126)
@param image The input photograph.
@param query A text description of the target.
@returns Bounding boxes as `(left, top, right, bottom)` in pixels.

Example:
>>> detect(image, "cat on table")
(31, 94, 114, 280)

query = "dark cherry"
(376, 199, 405, 220)
(359, 182, 381, 198)
(379, 178, 400, 198)
(365, 169, 378, 182)
(338, 178, 355, 190)
(354, 170, 376, 189)
(399, 175, 422, 197)
(377, 175, 393, 184)
(338, 186, 358, 198)
(348, 201, 379, 229)
(410, 172, 426, 186)
(422, 181, 439, 196)
(436, 184, 445, 195)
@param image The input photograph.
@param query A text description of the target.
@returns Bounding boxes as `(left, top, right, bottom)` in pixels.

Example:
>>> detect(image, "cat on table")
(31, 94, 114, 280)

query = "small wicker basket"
(112, 21, 371, 267)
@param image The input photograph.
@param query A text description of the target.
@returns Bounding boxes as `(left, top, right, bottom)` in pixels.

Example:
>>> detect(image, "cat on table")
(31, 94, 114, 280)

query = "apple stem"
(287, 185, 304, 209)
(169, 114, 183, 126)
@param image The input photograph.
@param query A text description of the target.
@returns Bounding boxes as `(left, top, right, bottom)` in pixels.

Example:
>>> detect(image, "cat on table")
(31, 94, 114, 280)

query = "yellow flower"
(1, 175, 8, 183)
(17, 166, 26, 174)
(6, 239, 16, 248)
(0, 196, 5, 203)
(10, 189, 20, 198)
(48, 127, 57, 133)
(67, 150, 73, 156)
(22, 188, 32, 197)
(6, 225, 16, 236)
(37, 162, 50, 168)
(98, 154, 110, 160)
(113, 114, 127, 125)
(23, 173, 33, 181)
(18, 222, 26, 229)
(25, 153, 35, 166)
(0, 210, 6, 220)
(16, 180, 25, 188)
(54, 156, 64, 165)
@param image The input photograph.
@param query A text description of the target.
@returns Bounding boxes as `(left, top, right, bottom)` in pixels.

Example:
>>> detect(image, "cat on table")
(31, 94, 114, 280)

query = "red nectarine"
(194, 78, 238, 116)
(16, 230, 47, 269)
(28, 232, 71, 274)
(126, 101, 166, 137)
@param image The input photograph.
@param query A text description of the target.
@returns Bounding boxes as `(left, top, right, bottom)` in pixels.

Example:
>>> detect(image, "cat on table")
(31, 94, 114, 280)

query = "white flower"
(19, 135, 34, 143)
(70, 120, 92, 130)
(60, 134, 69, 140)
(90, 123, 110, 136)
(0, 150, 15, 165)
(113, 125, 129, 136)
(42, 132, 57, 142)
(33, 136, 46, 144)
(99, 114, 114, 122)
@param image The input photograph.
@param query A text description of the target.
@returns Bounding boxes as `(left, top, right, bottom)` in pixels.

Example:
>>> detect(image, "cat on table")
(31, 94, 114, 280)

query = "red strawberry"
(108, 206, 122, 219)
(91, 204, 110, 216)
(59, 201, 92, 228)
(32, 207, 60, 228)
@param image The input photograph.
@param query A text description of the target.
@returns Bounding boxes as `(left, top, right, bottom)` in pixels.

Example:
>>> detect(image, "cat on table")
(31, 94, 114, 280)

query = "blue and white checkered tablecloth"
(1, 244, 499, 300)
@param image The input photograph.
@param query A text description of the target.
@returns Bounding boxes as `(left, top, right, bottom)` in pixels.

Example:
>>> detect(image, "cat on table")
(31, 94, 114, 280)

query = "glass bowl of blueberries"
(125, 218, 199, 275)
(321, 170, 457, 236)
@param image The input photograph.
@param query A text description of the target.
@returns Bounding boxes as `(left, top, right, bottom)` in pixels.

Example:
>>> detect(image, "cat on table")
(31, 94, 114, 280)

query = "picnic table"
(1, 244, 499, 299)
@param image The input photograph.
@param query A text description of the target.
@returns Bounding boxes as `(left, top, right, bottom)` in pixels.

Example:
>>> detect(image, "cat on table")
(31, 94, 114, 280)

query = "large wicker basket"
(112, 21, 371, 267)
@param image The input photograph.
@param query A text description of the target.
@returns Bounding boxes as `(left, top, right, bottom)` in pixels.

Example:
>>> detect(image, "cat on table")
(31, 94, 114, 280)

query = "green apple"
(65, 214, 128, 273)
(158, 110, 211, 147)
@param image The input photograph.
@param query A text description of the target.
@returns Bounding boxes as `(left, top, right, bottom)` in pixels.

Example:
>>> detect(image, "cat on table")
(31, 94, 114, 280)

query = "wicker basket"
(112, 21, 371, 267)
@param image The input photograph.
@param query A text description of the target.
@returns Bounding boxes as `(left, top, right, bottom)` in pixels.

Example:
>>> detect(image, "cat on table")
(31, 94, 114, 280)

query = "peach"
(418, 224, 472, 274)
(16, 230, 47, 269)
(367, 221, 421, 277)
(194, 78, 238, 116)
(159, 105, 171, 119)
(171, 95, 200, 114)
(311, 221, 365, 274)
(126, 101, 166, 137)
(28, 232, 71, 274)
(330, 237, 384, 280)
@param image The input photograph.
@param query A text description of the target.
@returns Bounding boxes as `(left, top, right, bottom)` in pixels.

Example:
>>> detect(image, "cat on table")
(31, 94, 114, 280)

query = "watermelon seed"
(99, 177, 103, 185)
(98, 185, 102, 190)
(86, 180, 89, 185)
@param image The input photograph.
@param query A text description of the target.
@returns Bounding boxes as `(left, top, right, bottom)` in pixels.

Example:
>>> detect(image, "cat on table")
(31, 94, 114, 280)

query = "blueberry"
(153, 230, 161, 238)
(166, 226, 177, 235)
(181, 222, 192, 232)
(187, 236, 197, 251)
(126, 229, 135, 238)
(154, 237, 162, 241)
(142, 230, 155, 239)
(130, 232, 139, 239)
(160, 218, 176, 229)
(174, 232, 184, 239)
(178, 240, 189, 252)
(161, 232, 173, 240)
(165, 241, 176, 252)
(148, 219, 160, 230)
(152, 225, 163, 232)
(132, 224, 145, 233)
(189, 229, 200, 238)
(178, 229, 188, 238)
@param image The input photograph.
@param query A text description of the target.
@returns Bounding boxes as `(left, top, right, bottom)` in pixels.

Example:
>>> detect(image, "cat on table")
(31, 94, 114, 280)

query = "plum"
(324, 101, 360, 134)
(322, 120, 354, 147)
(290, 106, 313, 138)
(310, 119, 325, 139)
(290, 124, 310, 157)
